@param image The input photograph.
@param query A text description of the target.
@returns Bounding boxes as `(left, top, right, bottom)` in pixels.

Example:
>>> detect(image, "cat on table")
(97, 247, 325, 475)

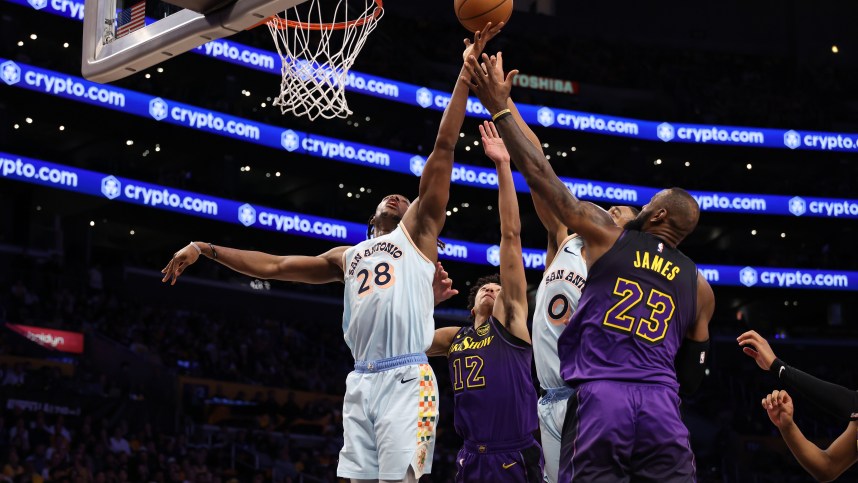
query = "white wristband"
(189, 242, 202, 254)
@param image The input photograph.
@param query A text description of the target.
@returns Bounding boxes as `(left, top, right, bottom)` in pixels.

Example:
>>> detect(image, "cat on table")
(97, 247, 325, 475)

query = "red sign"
(5, 324, 84, 354)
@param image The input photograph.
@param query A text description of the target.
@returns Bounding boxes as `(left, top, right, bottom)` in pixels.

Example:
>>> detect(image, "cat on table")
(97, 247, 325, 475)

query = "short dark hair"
(467, 274, 501, 316)
(663, 188, 700, 236)
(628, 206, 641, 216)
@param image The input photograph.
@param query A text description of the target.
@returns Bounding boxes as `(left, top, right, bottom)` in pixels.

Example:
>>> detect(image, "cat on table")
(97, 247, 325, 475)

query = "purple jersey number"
(602, 277, 675, 345)
(451, 355, 486, 392)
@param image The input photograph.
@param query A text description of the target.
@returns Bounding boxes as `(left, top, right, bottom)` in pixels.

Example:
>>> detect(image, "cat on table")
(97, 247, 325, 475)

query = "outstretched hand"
(433, 262, 459, 305)
(737, 330, 778, 371)
(480, 121, 510, 166)
(462, 52, 518, 115)
(462, 22, 504, 62)
(761, 389, 794, 429)
(161, 243, 201, 285)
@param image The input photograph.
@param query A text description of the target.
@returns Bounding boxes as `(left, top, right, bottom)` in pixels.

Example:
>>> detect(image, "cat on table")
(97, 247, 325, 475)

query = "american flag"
(116, 1, 145, 38)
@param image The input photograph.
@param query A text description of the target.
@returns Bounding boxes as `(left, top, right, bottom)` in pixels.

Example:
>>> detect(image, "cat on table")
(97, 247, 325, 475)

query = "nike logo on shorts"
(502, 462, 517, 469)
(400, 377, 417, 384)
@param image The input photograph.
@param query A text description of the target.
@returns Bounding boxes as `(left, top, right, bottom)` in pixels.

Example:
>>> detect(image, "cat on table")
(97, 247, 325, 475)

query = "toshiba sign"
(6, 323, 84, 354)
(512, 74, 578, 95)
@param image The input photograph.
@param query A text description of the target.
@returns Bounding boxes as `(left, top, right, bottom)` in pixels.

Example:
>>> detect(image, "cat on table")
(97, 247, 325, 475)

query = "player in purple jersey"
(427, 121, 542, 482)
(501, 97, 639, 483)
(463, 53, 716, 482)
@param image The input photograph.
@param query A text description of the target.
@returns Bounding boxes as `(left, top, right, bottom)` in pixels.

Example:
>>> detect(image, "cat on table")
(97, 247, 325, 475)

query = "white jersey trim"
(399, 223, 433, 265)
(543, 233, 581, 274)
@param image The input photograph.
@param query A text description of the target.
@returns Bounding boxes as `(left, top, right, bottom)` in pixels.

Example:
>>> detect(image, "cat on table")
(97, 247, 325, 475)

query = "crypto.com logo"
(237, 204, 257, 227)
(537, 107, 555, 127)
(788, 196, 806, 217)
(28, 0, 48, 10)
(486, 245, 501, 267)
(416, 88, 433, 109)
(149, 98, 168, 121)
(1, 61, 21, 86)
(410, 156, 426, 177)
(656, 123, 675, 142)
(101, 176, 121, 200)
(784, 130, 801, 150)
(281, 130, 300, 152)
(739, 266, 758, 287)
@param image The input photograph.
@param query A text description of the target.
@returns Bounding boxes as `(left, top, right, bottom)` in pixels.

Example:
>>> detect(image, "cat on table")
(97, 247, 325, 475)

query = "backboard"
(82, 0, 307, 83)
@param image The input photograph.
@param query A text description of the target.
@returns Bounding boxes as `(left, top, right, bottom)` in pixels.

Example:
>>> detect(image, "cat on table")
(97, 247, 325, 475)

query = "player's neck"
(645, 227, 680, 248)
(473, 313, 490, 328)
(373, 215, 399, 238)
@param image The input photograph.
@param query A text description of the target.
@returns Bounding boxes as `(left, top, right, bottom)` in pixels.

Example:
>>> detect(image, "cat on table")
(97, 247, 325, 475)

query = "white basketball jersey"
(533, 235, 588, 390)
(342, 224, 435, 362)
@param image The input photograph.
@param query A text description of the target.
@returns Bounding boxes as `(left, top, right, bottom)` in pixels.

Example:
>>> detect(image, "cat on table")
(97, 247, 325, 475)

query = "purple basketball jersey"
(448, 317, 539, 443)
(558, 230, 698, 390)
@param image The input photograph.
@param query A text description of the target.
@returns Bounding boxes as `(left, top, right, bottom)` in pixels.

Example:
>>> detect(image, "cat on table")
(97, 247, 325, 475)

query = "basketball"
(454, 0, 513, 33)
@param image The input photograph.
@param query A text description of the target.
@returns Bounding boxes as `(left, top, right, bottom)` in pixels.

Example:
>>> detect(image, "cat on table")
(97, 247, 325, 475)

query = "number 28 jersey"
(342, 224, 435, 362)
(558, 230, 698, 390)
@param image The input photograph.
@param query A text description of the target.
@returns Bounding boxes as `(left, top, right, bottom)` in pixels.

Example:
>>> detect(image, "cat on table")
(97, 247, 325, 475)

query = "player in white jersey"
(501, 96, 638, 483)
(159, 23, 503, 483)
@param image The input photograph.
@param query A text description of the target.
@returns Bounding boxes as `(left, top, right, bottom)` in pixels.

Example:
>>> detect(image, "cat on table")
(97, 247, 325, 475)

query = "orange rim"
(257, 0, 383, 31)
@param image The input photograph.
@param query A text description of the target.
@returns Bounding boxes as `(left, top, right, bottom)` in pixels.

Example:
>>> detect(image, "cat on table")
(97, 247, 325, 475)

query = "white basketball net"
(267, 0, 383, 120)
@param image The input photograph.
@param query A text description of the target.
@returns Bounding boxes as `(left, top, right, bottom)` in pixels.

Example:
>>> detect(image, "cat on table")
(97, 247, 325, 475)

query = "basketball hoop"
(264, 0, 383, 120)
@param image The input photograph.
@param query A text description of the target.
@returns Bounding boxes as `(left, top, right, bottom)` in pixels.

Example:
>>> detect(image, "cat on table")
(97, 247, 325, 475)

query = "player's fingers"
(489, 121, 500, 138)
(772, 390, 780, 406)
(451, 289, 460, 296)
(481, 54, 497, 80)
(761, 397, 767, 410)
(781, 391, 791, 405)
(478, 124, 488, 139)
(505, 69, 519, 87)
(736, 333, 748, 343)
(766, 393, 774, 409)
(742, 347, 759, 359)
(466, 56, 482, 80)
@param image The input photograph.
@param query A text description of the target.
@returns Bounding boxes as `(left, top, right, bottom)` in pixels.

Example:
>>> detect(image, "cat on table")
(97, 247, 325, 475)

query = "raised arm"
(463, 53, 621, 265)
(507, 98, 568, 265)
(739, 330, 858, 422)
(161, 242, 346, 285)
(403, 23, 504, 258)
(480, 121, 529, 342)
(762, 390, 858, 482)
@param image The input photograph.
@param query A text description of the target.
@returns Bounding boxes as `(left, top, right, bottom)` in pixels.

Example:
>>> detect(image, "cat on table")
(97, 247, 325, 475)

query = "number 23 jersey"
(558, 230, 698, 390)
(342, 224, 436, 362)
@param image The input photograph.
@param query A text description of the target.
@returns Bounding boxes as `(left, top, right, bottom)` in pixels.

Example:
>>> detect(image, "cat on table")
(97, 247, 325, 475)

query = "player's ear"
(651, 208, 667, 223)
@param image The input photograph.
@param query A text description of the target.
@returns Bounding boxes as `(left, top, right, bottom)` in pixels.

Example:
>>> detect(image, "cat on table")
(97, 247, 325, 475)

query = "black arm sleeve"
(675, 339, 710, 395)
(770, 358, 858, 421)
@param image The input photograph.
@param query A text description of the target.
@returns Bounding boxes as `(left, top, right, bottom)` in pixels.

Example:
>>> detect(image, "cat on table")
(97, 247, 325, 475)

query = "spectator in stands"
(2, 365, 25, 387)
(1, 449, 24, 481)
(108, 427, 130, 455)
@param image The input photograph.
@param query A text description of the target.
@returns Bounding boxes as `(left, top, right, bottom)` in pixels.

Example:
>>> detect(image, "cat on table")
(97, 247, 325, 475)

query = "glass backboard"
(82, 0, 307, 82)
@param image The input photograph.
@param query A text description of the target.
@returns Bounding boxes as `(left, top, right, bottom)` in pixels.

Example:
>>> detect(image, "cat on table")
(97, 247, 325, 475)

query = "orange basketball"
(454, 0, 513, 33)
